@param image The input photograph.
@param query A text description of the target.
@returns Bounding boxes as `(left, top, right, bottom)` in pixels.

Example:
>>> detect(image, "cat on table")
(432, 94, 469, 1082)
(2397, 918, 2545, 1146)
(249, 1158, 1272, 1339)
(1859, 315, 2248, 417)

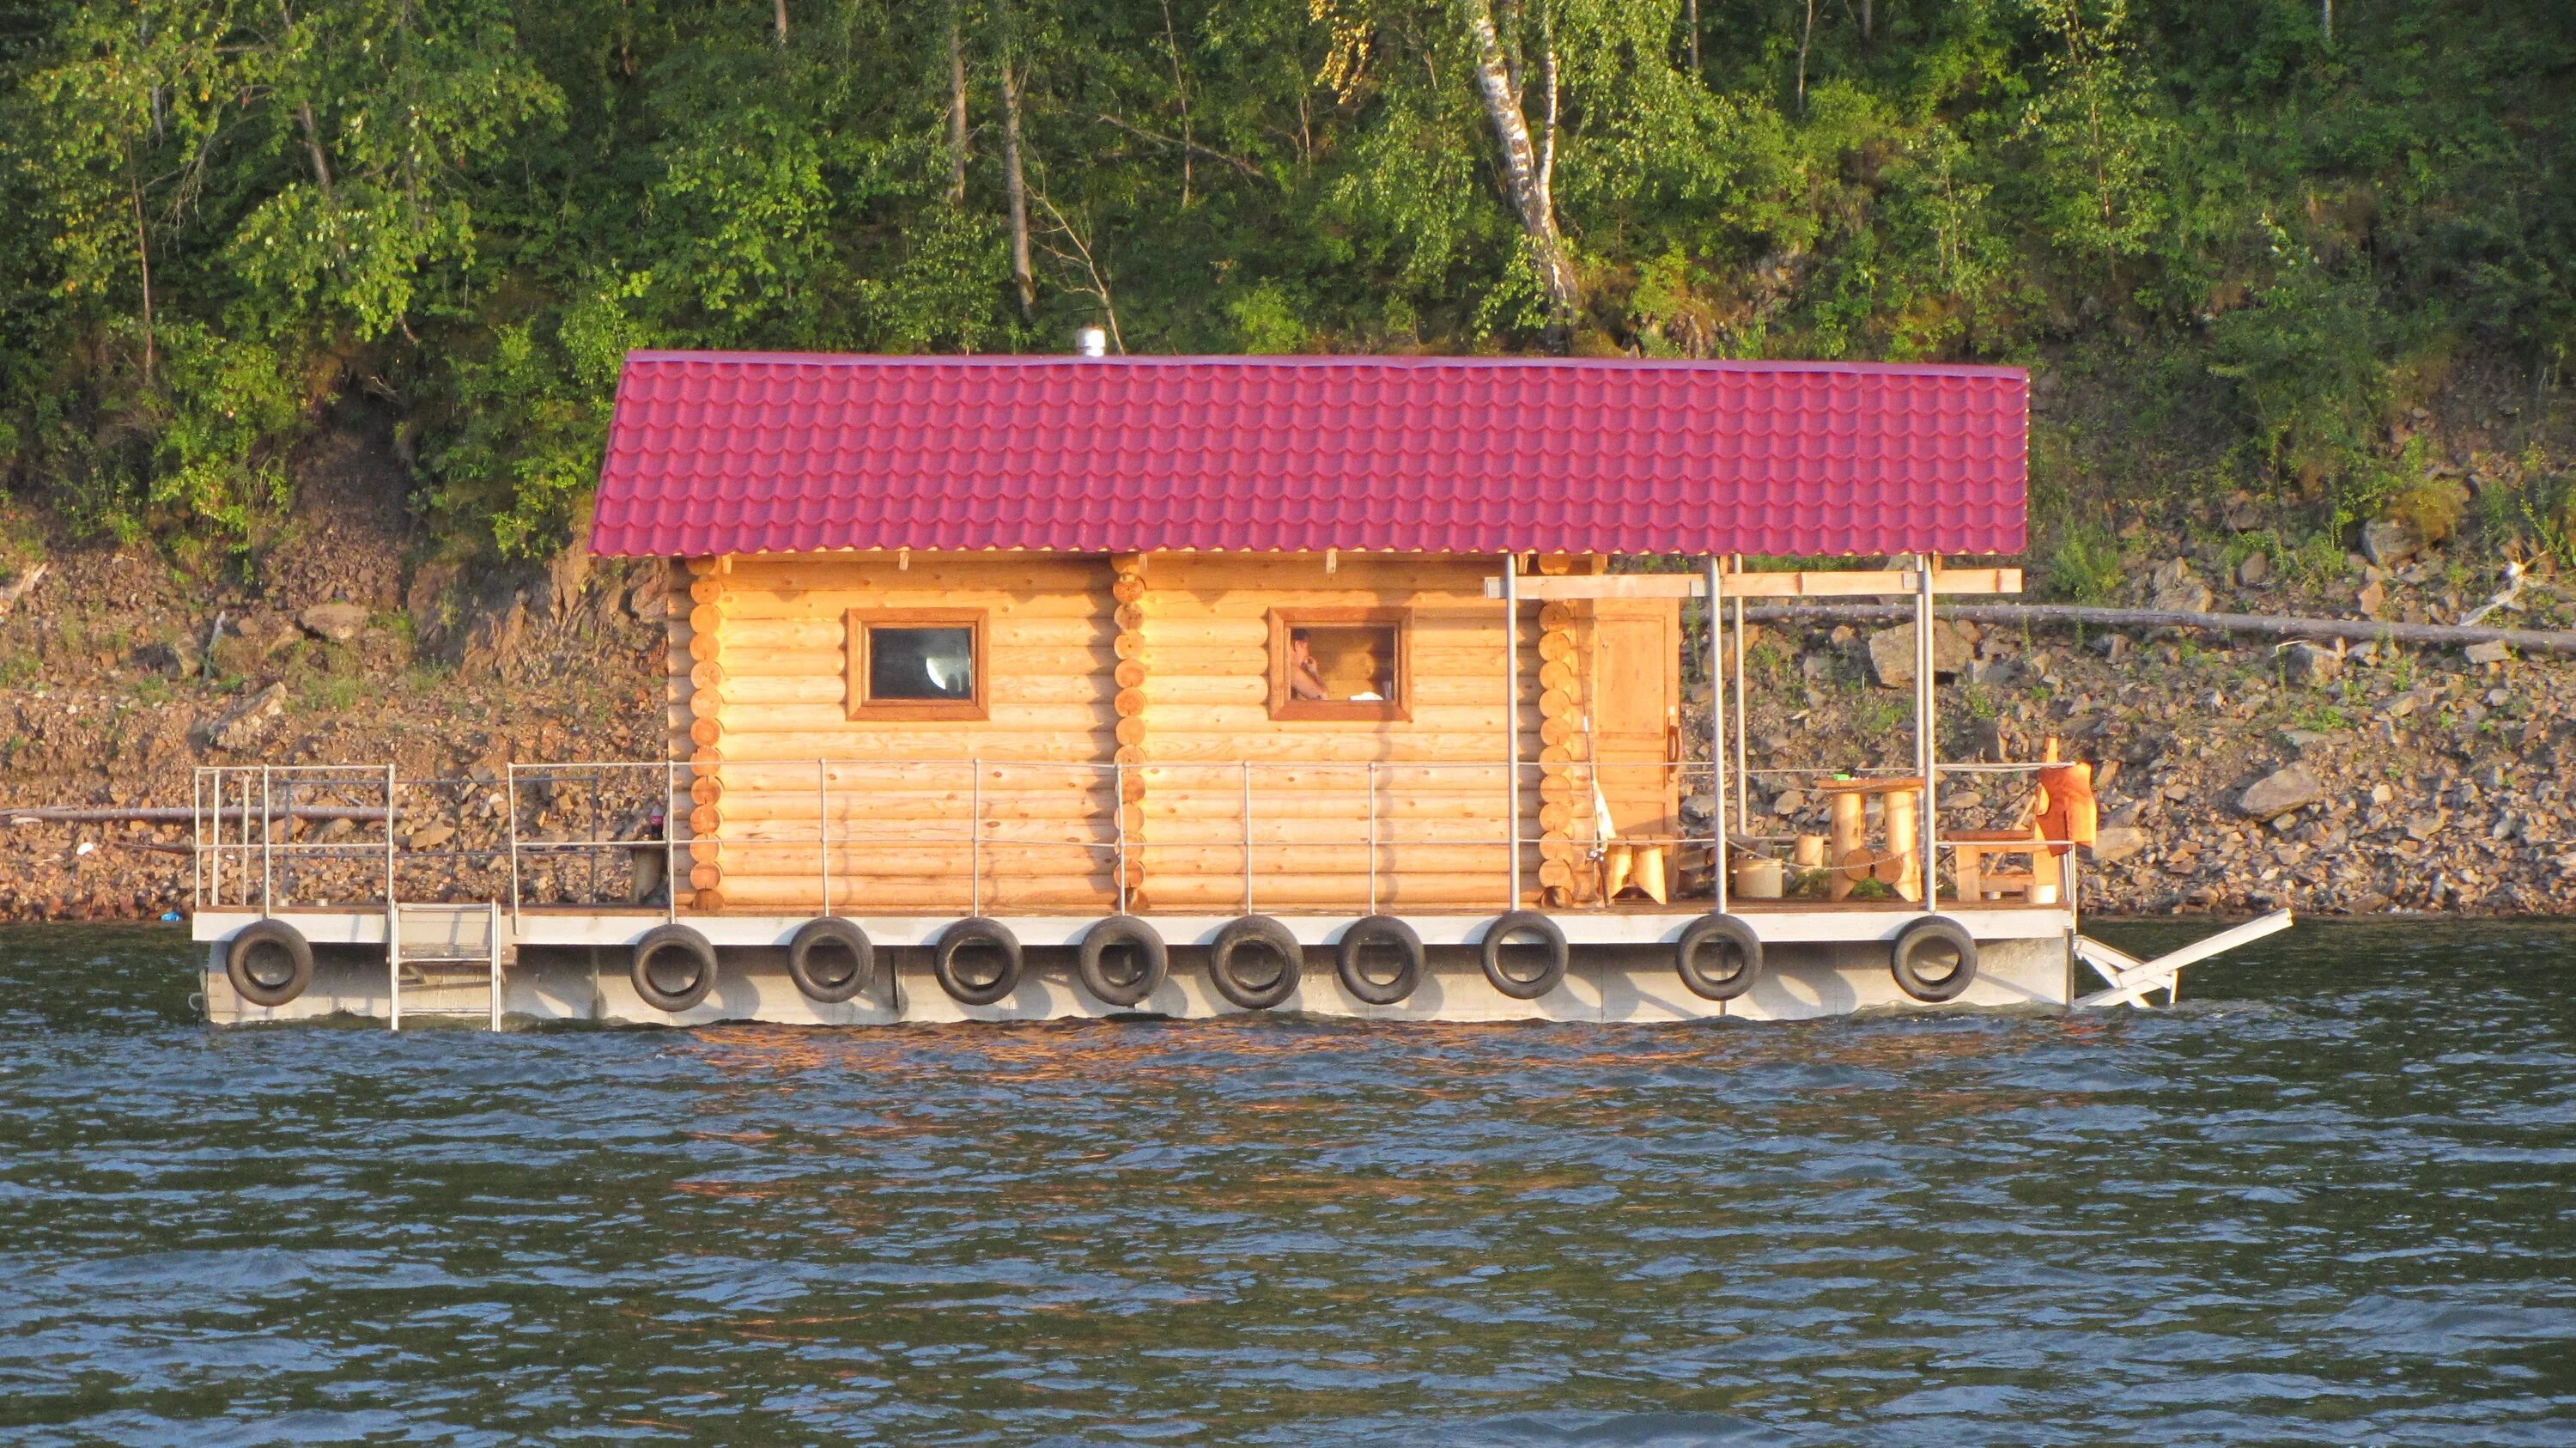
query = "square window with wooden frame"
(846, 609, 988, 721)
(1267, 608, 1411, 722)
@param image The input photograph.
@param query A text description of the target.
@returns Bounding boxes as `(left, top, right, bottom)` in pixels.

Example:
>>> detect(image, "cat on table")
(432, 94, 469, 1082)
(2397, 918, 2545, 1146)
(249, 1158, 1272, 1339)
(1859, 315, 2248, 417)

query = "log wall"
(672, 551, 1565, 914)
(679, 553, 1122, 913)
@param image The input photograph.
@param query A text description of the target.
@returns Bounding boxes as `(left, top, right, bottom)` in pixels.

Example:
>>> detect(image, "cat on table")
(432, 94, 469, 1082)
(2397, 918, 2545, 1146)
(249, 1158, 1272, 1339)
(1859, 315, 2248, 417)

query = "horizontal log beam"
(1741, 600, 2576, 655)
(1486, 568, 2021, 600)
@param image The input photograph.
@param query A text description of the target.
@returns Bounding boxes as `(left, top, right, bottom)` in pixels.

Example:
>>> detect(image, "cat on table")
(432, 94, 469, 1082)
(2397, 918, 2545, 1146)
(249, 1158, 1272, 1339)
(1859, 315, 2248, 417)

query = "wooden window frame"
(845, 608, 990, 721)
(1267, 606, 1413, 723)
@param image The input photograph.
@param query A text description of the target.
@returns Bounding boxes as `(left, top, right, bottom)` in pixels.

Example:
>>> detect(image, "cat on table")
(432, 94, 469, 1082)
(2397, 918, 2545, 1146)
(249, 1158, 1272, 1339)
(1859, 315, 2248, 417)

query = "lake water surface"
(2, 922, 2571, 1445)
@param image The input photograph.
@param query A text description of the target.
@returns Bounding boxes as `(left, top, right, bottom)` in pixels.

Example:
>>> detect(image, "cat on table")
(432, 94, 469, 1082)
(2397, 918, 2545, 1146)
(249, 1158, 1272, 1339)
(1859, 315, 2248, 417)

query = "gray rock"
(2360, 518, 2420, 567)
(1865, 623, 1971, 689)
(298, 601, 368, 642)
(1771, 789, 1808, 816)
(406, 823, 457, 851)
(2237, 551, 2269, 586)
(2277, 728, 2344, 756)
(2224, 495, 2263, 532)
(2463, 640, 2510, 666)
(132, 636, 200, 678)
(2281, 641, 2342, 688)
(2356, 581, 2386, 616)
(2087, 632, 2132, 660)
(2090, 825, 2148, 864)
(2237, 765, 2324, 819)
(2148, 558, 2213, 614)
(1680, 794, 1716, 824)
(205, 682, 289, 751)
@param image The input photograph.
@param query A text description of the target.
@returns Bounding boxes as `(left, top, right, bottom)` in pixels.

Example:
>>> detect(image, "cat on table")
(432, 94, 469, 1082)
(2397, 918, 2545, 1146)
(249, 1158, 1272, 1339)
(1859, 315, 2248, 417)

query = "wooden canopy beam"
(1482, 568, 2020, 601)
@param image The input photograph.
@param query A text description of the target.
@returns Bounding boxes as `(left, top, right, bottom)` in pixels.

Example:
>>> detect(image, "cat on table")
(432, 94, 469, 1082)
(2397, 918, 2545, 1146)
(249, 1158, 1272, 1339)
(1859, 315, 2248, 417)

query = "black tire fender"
(1890, 916, 1980, 1003)
(1078, 916, 1170, 1008)
(1479, 910, 1568, 1001)
(934, 917, 1024, 1007)
(786, 917, 874, 1005)
(1208, 916, 1303, 1010)
(632, 923, 719, 1013)
(1336, 915, 1425, 1006)
(1675, 914, 1765, 1001)
(227, 919, 314, 1009)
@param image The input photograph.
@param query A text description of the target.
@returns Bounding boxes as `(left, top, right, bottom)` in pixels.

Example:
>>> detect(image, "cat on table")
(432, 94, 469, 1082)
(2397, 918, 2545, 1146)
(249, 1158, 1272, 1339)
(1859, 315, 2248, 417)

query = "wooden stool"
(1947, 828, 2062, 904)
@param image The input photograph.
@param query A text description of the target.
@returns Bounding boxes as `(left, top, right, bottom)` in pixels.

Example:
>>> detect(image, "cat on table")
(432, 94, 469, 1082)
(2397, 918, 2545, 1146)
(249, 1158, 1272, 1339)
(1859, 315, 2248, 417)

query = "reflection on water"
(1, 922, 2572, 1444)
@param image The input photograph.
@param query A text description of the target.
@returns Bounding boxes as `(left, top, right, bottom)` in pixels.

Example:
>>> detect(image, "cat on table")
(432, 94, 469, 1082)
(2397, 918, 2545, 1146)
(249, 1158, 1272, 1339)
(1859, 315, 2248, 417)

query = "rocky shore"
(2, 428, 2569, 922)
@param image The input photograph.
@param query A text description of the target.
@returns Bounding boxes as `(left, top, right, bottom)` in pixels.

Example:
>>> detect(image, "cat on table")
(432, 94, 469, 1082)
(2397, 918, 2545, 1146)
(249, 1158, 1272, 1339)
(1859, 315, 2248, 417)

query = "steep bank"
(0, 420, 665, 920)
(3, 429, 2572, 922)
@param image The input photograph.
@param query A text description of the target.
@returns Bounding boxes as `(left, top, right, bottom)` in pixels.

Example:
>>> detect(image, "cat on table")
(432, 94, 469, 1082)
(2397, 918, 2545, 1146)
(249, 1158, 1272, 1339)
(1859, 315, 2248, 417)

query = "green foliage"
(0, 0, 2566, 562)
(2048, 526, 2124, 603)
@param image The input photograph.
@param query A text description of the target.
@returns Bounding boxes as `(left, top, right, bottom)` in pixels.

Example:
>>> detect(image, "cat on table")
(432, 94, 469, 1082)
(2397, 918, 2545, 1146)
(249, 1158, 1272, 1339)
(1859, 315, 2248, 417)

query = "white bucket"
(1732, 855, 1785, 900)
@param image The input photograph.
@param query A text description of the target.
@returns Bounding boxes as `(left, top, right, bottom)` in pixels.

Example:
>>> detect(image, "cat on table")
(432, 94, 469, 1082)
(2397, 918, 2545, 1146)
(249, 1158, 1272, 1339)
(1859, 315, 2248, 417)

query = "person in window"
(1288, 629, 1330, 701)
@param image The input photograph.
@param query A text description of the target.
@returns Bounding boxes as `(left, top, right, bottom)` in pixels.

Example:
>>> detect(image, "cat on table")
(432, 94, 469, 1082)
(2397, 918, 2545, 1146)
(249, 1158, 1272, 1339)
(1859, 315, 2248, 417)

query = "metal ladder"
(387, 900, 509, 1031)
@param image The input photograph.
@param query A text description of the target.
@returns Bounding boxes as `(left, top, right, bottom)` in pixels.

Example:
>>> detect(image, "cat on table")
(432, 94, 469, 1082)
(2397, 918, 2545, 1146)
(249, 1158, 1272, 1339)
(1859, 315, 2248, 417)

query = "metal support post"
(488, 899, 503, 1032)
(1706, 555, 1729, 917)
(259, 766, 274, 917)
(506, 763, 523, 934)
(1917, 555, 1939, 910)
(1114, 763, 1129, 916)
(1503, 552, 1522, 909)
(1731, 579, 1749, 836)
(1367, 762, 1380, 916)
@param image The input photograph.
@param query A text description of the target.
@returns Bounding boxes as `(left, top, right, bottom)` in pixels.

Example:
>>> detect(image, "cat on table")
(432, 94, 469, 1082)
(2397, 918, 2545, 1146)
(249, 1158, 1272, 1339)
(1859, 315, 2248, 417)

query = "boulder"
(2360, 518, 2419, 567)
(2463, 640, 2509, 666)
(2237, 551, 2269, 587)
(2090, 825, 2148, 864)
(2087, 632, 2132, 661)
(2237, 765, 2324, 819)
(132, 636, 200, 678)
(406, 823, 457, 851)
(2355, 581, 2386, 617)
(204, 682, 289, 751)
(2148, 558, 2212, 614)
(1865, 623, 1971, 689)
(2281, 641, 2342, 688)
(298, 601, 368, 643)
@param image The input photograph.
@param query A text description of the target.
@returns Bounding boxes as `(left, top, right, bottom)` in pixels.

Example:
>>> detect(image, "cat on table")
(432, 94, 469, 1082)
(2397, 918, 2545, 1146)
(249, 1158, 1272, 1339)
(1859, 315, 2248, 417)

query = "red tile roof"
(591, 351, 2026, 557)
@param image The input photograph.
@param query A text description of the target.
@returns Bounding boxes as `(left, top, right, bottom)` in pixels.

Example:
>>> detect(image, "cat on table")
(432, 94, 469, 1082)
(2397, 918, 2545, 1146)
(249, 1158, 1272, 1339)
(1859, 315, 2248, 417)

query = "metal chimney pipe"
(1075, 326, 1109, 357)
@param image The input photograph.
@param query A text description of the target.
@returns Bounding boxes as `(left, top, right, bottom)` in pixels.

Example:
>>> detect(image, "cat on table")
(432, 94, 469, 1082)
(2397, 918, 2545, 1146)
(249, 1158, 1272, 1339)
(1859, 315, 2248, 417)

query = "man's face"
(1291, 637, 1315, 666)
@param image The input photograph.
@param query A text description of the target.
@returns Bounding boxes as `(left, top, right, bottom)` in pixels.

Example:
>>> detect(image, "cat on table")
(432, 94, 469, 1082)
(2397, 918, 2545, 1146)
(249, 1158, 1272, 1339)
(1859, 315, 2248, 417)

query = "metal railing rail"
(194, 753, 2082, 917)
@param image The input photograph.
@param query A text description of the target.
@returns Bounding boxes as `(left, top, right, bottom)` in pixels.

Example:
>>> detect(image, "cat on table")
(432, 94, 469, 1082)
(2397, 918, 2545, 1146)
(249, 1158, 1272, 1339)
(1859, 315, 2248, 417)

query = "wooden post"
(1828, 792, 1863, 901)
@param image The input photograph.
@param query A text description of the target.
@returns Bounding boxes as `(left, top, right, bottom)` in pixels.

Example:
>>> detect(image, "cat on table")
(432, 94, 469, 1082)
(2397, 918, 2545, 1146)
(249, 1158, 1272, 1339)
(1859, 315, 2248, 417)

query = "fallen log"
(1738, 601, 2576, 657)
(4, 806, 390, 824)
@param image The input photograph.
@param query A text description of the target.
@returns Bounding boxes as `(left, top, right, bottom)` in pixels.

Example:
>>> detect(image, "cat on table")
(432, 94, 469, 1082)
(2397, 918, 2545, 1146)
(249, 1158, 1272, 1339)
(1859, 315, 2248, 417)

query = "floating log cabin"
(194, 350, 2129, 1026)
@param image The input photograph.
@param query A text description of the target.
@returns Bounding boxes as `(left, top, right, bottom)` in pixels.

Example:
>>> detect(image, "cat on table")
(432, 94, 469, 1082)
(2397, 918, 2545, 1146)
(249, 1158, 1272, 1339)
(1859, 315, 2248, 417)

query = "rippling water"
(3, 922, 2573, 1445)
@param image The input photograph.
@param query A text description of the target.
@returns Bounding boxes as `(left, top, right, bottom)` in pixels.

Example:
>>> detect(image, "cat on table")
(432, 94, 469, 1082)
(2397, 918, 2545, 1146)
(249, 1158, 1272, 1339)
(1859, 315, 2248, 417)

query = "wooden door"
(1588, 600, 1680, 846)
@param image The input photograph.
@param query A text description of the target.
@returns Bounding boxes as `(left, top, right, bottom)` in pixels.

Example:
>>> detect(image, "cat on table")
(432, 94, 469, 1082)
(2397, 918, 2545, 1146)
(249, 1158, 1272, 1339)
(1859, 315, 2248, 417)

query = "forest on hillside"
(0, 0, 2569, 587)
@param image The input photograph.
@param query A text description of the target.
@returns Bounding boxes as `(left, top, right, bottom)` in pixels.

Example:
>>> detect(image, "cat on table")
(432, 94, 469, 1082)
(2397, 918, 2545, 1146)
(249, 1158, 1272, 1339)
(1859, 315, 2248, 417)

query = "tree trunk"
(295, 101, 335, 200)
(1461, 0, 1578, 354)
(1684, 0, 1699, 70)
(946, 14, 969, 204)
(774, 0, 787, 46)
(1000, 56, 1036, 317)
(125, 154, 154, 387)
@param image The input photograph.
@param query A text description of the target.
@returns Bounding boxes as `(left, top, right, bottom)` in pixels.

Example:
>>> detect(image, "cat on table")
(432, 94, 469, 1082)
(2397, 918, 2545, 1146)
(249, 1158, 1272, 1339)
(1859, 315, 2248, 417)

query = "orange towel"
(2034, 763, 2097, 857)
